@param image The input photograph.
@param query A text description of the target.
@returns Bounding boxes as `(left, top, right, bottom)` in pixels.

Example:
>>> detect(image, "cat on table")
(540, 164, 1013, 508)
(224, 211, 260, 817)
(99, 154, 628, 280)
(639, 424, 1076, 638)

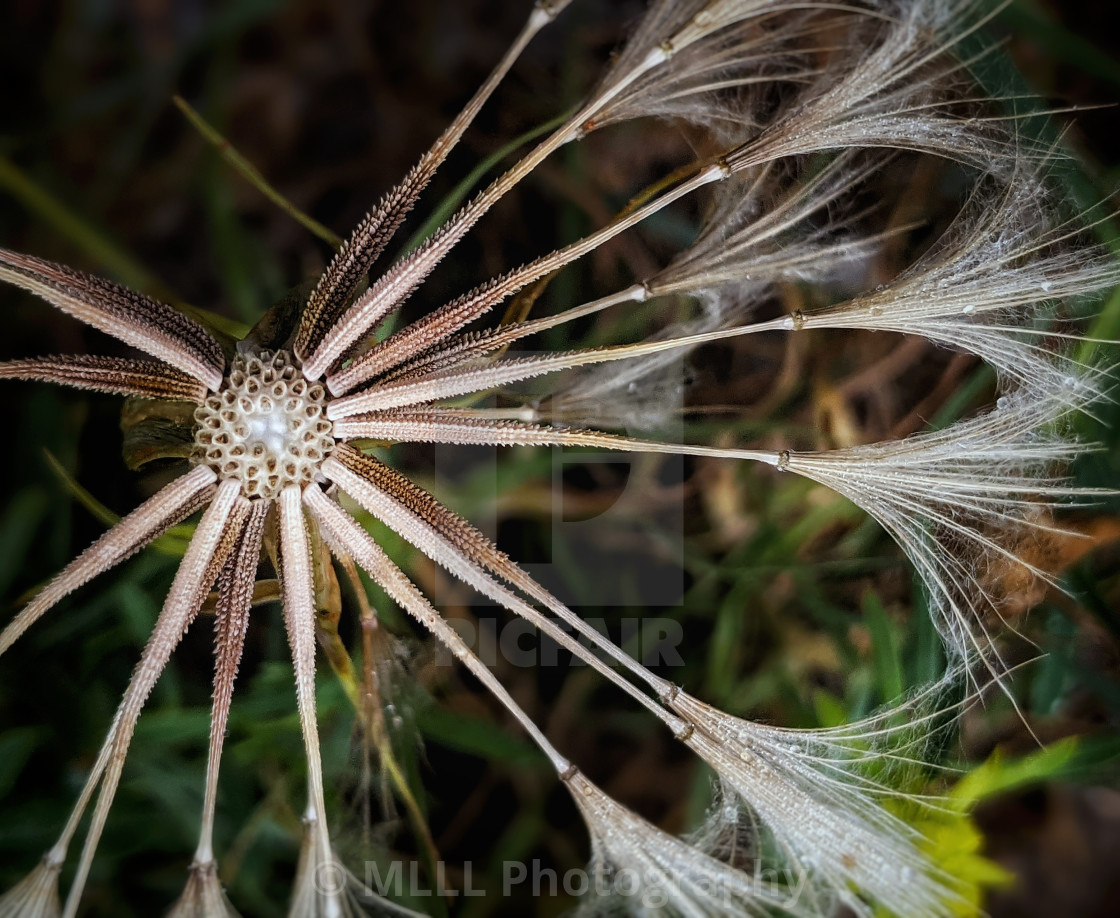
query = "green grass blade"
(174, 94, 344, 250)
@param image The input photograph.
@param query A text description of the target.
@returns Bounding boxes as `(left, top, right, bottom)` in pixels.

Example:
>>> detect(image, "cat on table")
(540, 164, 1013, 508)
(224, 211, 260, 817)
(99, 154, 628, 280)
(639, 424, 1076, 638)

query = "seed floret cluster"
(194, 350, 334, 499)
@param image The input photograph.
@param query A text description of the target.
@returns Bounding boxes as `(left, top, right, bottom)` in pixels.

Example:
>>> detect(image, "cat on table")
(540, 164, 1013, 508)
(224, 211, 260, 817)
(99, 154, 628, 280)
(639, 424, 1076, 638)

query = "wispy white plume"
(0, 860, 61, 918)
(648, 152, 885, 300)
(586, 6, 836, 140)
(166, 862, 241, 918)
(289, 813, 431, 918)
(288, 810, 424, 918)
(539, 290, 747, 431)
(790, 166, 1120, 395)
(670, 685, 965, 917)
(780, 393, 1097, 668)
(725, 0, 1024, 171)
(565, 768, 816, 918)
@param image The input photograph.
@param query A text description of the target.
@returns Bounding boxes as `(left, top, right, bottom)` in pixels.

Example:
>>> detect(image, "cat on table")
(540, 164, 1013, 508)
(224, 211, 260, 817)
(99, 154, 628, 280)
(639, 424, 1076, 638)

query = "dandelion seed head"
(193, 350, 334, 500)
(1, 0, 1116, 913)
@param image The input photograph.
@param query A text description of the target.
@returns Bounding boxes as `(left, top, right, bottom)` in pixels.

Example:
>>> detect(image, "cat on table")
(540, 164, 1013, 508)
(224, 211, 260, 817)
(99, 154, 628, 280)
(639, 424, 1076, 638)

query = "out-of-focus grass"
(0, 2, 1118, 916)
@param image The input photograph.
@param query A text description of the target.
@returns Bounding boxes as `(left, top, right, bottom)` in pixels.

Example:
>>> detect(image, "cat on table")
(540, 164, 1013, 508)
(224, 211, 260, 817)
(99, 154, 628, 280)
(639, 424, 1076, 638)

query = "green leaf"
(0, 729, 43, 800)
(416, 706, 541, 766)
(0, 489, 48, 596)
(951, 738, 1081, 807)
(887, 740, 1084, 917)
(863, 591, 904, 704)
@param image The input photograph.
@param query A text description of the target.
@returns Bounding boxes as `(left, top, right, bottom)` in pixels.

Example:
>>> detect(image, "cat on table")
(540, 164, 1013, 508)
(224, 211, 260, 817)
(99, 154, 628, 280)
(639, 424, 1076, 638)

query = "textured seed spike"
(325, 311, 772, 418)
(277, 485, 360, 918)
(325, 445, 685, 710)
(305, 482, 570, 772)
(330, 445, 499, 566)
(293, 165, 433, 362)
(0, 355, 208, 402)
(325, 162, 721, 396)
(370, 285, 644, 386)
(332, 410, 773, 463)
(0, 465, 217, 658)
(300, 100, 585, 379)
(325, 245, 617, 394)
(0, 248, 225, 390)
(325, 239, 620, 394)
(293, 0, 573, 364)
(326, 275, 516, 394)
(192, 497, 269, 869)
(61, 480, 243, 918)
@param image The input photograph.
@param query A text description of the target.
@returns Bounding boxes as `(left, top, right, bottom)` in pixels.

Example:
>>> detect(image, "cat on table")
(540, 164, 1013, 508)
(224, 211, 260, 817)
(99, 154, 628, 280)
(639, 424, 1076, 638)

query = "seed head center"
(194, 350, 334, 500)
